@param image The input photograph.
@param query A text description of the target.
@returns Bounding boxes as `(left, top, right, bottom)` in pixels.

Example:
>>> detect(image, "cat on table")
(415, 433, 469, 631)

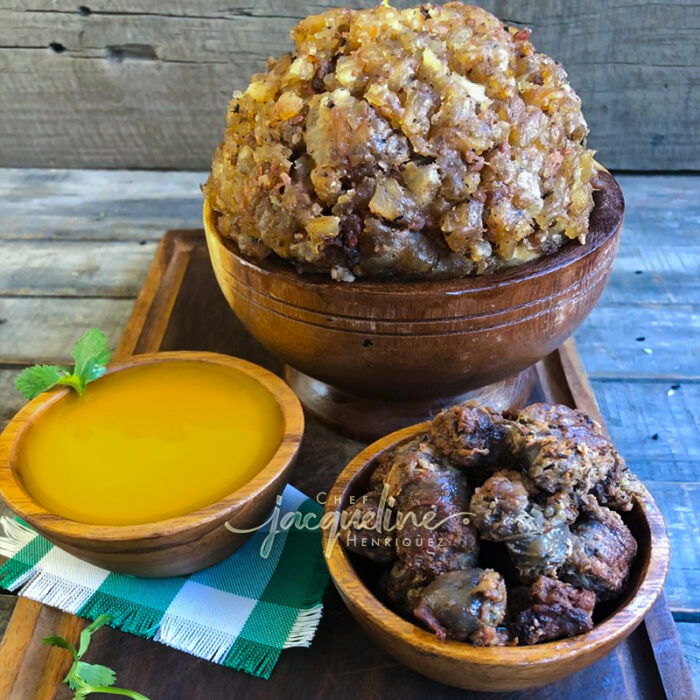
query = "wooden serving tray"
(0, 230, 694, 699)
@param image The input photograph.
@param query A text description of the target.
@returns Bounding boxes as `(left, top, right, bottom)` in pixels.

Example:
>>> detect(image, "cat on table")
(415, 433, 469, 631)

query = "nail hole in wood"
(49, 42, 66, 53)
(106, 44, 158, 62)
(78, 5, 91, 16)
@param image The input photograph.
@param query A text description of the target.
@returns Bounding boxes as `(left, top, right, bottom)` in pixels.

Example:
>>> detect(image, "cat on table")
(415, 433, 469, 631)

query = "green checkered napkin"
(0, 486, 329, 679)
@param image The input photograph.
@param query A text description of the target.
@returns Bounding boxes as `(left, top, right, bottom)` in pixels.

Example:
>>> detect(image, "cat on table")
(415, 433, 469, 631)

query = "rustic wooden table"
(0, 168, 698, 691)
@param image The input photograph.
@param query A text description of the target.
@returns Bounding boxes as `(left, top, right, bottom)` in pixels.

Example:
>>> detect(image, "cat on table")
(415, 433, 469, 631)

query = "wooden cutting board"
(0, 230, 694, 700)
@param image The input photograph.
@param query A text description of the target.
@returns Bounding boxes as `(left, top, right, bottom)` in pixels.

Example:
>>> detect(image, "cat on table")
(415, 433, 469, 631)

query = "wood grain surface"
(0, 1, 697, 170)
(0, 229, 693, 699)
(203, 171, 622, 432)
(0, 167, 697, 695)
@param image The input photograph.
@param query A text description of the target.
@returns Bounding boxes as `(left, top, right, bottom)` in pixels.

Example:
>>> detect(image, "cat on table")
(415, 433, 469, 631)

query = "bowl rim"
(322, 421, 670, 667)
(203, 168, 624, 296)
(0, 351, 304, 543)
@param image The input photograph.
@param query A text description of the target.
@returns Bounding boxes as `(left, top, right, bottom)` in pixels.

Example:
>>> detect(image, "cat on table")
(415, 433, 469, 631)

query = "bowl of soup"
(0, 352, 304, 577)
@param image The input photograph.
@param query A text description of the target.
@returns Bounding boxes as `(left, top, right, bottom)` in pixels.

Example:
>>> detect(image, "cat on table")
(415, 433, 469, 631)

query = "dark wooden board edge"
(115, 229, 203, 362)
(0, 229, 694, 699)
(551, 340, 696, 700)
(0, 231, 189, 699)
(645, 597, 699, 700)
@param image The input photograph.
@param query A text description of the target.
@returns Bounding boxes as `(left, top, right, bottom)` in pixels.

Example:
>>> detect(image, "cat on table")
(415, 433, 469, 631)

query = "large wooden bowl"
(204, 171, 623, 423)
(0, 352, 304, 577)
(322, 422, 670, 692)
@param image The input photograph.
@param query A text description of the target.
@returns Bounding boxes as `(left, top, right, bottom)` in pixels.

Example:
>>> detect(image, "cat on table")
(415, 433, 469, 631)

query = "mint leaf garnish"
(15, 365, 67, 400)
(42, 615, 151, 700)
(73, 328, 111, 385)
(15, 328, 111, 400)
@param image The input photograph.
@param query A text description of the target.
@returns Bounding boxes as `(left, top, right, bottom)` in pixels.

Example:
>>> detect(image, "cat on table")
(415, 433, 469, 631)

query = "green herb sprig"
(43, 615, 151, 700)
(15, 328, 111, 399)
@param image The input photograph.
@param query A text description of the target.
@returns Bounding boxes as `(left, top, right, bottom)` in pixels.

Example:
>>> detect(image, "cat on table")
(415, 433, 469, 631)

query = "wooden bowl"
(204, 171, 623, 432)
(322, 422, 670, 692)
(0, 352, 304, 577)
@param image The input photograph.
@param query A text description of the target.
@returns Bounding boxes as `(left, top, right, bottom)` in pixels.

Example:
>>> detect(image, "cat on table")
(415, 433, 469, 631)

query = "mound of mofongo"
(205, 3, 595, 281)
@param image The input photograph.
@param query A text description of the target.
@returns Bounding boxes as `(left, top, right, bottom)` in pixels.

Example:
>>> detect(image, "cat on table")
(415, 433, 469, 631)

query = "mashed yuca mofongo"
(205, 3, 595, 281)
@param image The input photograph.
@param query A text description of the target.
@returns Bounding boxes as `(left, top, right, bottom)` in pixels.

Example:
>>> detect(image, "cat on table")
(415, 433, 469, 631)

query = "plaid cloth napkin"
(0, 485, 329, 679)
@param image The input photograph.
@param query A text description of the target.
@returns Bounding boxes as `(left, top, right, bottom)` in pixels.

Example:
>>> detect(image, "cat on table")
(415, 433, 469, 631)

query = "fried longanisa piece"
(469, 469, 534, 539)
(339, 490, 396, 564)
(508, 403, 618, 494)
(469, 470, 575, 582)
(513, 575, 595, 644)
(429, 401, 510, 468)
(340, 436, 431, 563)
(386, 441, 479, 575)
(561, 499, 638, 600)
(505, 526, 572, 584)
(371, 438, 449, 501)
(413, 567, 509, 645)
(343, 438, 479, 574)
(396, 482, 479, 576)
(382, 560, 432, 614)
(592, 453, 645, 512)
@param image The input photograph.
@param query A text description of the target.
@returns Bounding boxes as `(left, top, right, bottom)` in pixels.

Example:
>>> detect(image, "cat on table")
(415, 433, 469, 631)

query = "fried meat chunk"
(413, 567, 509, 645)
(561, 500, 637, 600)
(344, 437, 479, 575)
(429, 401, 510, 468)
(508, 403, 617, 494)
(470, 470, 575, 581)
(513, 575, 595, 644)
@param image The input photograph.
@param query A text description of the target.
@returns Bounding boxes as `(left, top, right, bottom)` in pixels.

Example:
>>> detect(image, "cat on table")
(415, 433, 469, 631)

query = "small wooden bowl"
(204, 171, 623, 439)
(322, 423, 670, 692)
(0, 352, 304, 577)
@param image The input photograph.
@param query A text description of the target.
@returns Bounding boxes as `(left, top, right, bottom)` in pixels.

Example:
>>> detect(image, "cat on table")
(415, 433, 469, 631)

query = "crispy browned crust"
(429, 401, 510, 468)
(561, 500, 638, 600)
(205, 3, 595, 281)
(508, 403, 619, 493)
(513, 575, 595, 644)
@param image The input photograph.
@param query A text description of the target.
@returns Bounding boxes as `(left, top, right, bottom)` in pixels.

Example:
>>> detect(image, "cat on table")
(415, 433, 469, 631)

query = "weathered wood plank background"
(0, 168, 698, 691)
(0, 0, 698, 170)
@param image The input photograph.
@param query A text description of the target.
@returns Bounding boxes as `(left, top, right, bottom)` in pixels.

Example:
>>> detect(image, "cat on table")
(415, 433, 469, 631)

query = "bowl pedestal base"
(284, 366, 536, 442)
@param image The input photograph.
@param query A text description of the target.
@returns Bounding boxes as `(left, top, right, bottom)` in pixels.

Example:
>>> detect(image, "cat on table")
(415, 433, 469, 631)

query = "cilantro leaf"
(15, 328, 112, 400)
(73, 328, 111, 386)
(15, 365, 66, 400)
(43, 635, 78, 659)
(65, 665, 83, 691)
(43, 615, 152, 700)
(78, 614, 111, 657)
(74, 662, 117, 688)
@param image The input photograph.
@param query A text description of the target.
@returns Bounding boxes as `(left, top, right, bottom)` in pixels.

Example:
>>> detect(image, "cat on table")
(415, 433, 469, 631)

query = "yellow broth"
(18, 361, 284, 525)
